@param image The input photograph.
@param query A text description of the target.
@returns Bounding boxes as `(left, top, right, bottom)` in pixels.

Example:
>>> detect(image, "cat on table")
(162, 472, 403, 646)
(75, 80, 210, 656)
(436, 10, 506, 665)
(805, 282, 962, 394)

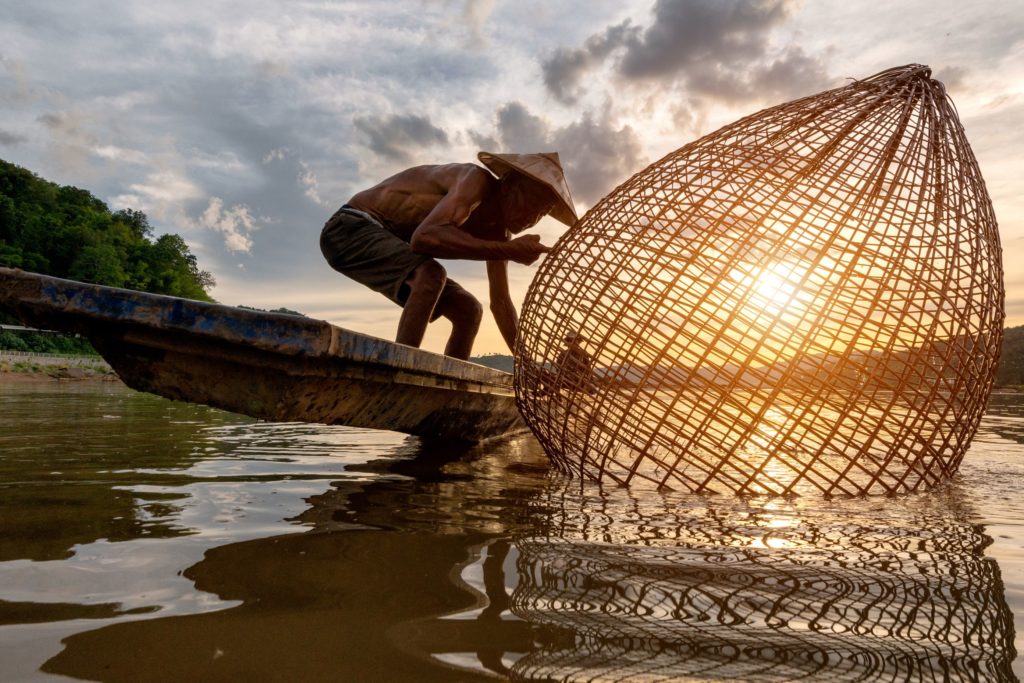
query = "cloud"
(551, 111, 647, 205)
(92, 144, 148, 165)
(353, 113, 449, 162)
(255, 59, 289, 80)
(541, 0, 830, 108)
(0, 129, 26, 145)
(485, 101, 647, 206)
(298, 161, 328, 206)
(542, 20, 638, 104)
(199, 196, 259, 253)
(262, 147, 288, 164)
(132, 170, 203, 205)
(684, 45, 832, 103)
(492, 102, 550, 151)
(37, 111, 81, 133)
(618, 0, 793, 80)
(933, 65, 968, 92)
(187, 149, 246, 173)
(462, 0, 496, 49)
(0, 56, 33, 103)
(36, 110, 98, 172)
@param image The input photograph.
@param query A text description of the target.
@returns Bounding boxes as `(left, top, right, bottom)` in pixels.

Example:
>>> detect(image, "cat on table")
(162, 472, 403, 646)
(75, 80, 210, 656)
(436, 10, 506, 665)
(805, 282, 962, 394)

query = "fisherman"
(537, 329, 595, 396)
(554, 330, 595, 394)
(320, 152, 577, 360)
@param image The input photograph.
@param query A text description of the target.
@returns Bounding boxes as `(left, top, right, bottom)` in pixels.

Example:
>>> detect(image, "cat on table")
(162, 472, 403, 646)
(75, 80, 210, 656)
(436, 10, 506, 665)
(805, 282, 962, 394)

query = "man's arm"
(487, 259, 518, 352)
(409, 166, 550, 265)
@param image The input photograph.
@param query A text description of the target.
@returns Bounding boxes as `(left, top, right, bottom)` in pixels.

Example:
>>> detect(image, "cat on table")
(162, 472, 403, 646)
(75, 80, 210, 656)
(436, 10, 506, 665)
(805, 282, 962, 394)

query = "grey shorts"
(319, 206, 466, 318)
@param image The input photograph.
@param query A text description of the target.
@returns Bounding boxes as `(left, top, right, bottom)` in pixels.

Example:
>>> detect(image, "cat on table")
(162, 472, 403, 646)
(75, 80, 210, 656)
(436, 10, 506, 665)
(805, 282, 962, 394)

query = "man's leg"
(396, 260, 447, 348)
(433, 279, 483, 360)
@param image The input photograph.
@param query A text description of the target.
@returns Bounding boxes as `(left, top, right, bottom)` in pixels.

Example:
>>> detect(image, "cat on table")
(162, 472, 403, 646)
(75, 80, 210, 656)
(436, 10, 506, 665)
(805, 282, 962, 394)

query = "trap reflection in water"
(510, 485, 1017, 681)
(538, 390, 969, 497)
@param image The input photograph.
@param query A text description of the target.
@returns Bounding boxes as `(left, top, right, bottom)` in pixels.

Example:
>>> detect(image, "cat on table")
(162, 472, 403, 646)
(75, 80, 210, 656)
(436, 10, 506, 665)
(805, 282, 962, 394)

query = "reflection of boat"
(0, 268, 524, 441)
(38, 433, 557, 682)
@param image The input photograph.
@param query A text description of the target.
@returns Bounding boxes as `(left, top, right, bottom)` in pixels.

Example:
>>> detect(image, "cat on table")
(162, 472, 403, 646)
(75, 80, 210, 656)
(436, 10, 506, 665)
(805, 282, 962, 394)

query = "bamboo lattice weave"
(514, 64, 1004, 496)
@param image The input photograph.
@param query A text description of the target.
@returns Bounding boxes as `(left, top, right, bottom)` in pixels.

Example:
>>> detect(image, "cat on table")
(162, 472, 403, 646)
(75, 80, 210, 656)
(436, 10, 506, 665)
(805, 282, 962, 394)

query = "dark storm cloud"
(493, 102, 550, 151)
(541, 0, 829, 106)
(618, 0, 792, 79)
(684, 45, 832, 102)
(747, 47, 832, 98)
(551, 112, 646, 205)
(353, 113, 449, 163)
(485, 102, 646, 206)
(542, 21, 639, 104)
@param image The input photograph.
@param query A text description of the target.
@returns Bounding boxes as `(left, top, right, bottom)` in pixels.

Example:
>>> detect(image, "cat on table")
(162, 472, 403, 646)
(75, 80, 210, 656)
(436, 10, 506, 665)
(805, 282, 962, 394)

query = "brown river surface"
(1, 380, 1022, 682)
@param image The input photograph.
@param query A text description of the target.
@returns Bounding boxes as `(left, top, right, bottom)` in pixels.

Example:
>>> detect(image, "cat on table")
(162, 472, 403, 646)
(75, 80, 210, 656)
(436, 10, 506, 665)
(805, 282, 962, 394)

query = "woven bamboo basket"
(515, 64, 1004, 495)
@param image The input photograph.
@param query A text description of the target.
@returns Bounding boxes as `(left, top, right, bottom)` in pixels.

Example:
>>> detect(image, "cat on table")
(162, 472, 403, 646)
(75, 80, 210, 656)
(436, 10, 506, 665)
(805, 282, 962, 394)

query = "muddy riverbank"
(0, 352, 118, 382)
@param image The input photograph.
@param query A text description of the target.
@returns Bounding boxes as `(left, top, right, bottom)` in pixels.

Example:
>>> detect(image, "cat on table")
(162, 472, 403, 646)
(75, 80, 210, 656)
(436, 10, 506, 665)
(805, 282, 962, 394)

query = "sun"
(751, 261, 800, 316)
(730, 259, 808, 321)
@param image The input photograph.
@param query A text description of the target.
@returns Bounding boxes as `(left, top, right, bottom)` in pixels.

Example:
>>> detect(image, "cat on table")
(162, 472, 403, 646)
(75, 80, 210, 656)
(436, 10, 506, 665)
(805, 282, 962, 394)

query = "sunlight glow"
(751, 261, 802, 315)
(730, 258, 816, 331)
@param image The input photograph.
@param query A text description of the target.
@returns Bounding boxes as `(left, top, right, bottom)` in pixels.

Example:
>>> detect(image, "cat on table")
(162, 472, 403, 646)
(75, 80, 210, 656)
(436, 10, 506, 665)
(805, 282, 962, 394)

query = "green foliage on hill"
(0, 329, 96, 355)
(470, 353, 514, 372)
(0, 158, 214, 301)
(996, 325, 1024, 388)
(238, 305, 306, 317)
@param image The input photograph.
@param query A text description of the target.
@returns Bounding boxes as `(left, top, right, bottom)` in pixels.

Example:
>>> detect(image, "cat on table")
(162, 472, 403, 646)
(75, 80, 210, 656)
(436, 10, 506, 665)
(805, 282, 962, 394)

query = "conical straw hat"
(478, 151, 578, 227)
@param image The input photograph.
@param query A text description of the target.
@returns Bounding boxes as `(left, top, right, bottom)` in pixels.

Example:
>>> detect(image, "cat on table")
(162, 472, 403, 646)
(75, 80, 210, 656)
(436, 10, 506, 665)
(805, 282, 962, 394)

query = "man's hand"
(505, 234, 551, 265)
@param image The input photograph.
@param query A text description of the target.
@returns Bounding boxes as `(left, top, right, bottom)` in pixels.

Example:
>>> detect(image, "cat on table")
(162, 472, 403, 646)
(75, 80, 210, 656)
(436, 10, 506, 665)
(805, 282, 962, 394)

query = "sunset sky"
(1, 0, 1021, 355)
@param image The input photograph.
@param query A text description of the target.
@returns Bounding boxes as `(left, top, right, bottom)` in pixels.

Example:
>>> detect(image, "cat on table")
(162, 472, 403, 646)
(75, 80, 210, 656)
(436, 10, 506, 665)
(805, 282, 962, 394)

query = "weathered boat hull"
(0, 268, 525, 441)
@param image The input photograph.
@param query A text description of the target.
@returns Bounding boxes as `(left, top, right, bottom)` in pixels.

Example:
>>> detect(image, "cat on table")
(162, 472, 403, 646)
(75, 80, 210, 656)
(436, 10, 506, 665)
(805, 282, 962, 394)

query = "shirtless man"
(320, 152, 577, 360)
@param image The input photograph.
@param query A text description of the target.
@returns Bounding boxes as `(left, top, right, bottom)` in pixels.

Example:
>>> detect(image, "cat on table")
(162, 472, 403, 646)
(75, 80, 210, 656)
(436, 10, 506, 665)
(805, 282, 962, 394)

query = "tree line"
(0, 158, 217, 354)
(0, 158, 213, 301)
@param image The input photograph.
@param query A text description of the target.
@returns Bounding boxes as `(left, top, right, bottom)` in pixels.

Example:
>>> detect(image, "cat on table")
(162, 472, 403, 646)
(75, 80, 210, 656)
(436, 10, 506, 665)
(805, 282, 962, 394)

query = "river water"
(0, 380, 1021, 682)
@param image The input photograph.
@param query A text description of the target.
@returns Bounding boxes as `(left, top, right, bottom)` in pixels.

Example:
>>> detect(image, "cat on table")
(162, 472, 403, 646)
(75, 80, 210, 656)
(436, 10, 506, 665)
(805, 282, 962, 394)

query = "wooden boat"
(0, 268, 525, 441)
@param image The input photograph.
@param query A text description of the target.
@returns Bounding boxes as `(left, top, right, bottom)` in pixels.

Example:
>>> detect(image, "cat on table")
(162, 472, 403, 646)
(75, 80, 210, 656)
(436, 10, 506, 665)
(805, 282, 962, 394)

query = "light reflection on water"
(0, 380, 1022, 681)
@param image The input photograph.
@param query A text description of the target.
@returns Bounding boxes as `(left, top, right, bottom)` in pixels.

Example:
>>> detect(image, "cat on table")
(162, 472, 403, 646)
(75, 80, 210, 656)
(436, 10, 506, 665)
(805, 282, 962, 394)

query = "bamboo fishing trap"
(515, 64, 1004, 496)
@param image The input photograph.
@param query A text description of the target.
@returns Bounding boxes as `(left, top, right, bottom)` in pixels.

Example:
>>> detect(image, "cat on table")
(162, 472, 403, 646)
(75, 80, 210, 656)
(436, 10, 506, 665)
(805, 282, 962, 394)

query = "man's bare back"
(348, 164, 495, 240)
(321, 153, 576, 358)
(348, 163, 550, 264)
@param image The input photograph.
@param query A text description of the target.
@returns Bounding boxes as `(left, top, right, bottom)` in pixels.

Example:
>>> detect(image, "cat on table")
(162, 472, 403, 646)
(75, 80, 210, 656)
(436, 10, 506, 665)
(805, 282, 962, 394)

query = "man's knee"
(407, 261, 447, 298)
(440, 288, 483, 327)
(462, 295, 484, 327)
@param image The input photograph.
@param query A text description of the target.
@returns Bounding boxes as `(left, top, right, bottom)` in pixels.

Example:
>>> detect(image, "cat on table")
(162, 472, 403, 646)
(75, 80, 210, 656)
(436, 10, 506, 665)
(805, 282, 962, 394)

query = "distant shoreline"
(2, 350, 1021, 393)
(0, 372, 120, 383)
(0, 351, 120, 383)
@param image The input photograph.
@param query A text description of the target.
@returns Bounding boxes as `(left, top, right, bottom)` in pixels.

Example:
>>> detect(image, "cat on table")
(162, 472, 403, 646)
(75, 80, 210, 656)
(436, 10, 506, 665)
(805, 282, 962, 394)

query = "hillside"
(470, 354, 514, 372)
(492, 327, 1024, 389)
(996, 325, 1024, 387)
(0, 158, 213, 301)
